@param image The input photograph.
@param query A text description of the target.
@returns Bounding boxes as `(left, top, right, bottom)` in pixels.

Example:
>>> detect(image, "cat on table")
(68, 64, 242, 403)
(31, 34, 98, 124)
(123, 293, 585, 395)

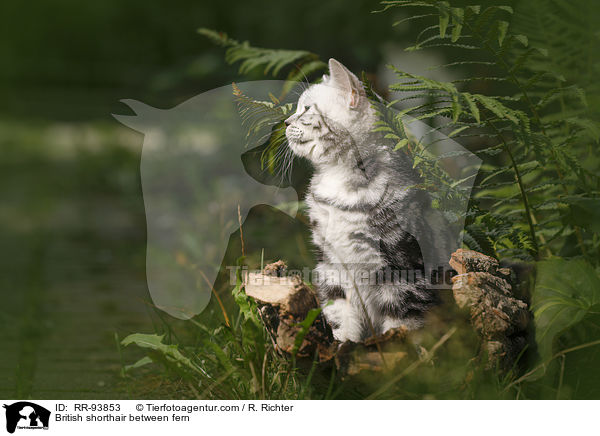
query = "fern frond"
(375, 0, 599, 261)
(199, 28, 327, 97)
(230, 84, 296, 176)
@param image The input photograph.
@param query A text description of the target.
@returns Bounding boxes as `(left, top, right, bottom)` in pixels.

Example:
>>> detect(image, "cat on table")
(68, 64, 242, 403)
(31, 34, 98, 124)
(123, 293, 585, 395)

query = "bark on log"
(449, 249, 531, 370)
(244, 265, 336, 360)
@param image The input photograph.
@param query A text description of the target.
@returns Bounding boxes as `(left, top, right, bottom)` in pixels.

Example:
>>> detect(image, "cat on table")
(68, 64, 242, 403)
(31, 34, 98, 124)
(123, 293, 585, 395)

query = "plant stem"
(490, 122, 540, 256)
(458, 8, 587, 257)
(237, 204, 246, 257)
(504, 338, 600, 392)
(367, 327, 457, 399)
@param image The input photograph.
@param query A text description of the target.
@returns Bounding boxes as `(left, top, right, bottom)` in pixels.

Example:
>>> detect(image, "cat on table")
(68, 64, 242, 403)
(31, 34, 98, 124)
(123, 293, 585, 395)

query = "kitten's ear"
(328, 58, 365, 108)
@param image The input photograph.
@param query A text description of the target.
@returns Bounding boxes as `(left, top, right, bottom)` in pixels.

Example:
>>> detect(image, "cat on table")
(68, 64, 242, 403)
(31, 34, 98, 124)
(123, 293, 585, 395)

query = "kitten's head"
(285, 58, 375, 165)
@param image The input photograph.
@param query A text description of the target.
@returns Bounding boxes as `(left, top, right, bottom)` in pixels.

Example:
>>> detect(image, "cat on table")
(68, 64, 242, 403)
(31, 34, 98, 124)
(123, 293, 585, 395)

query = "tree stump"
(449, 249, 531, 370)
(244, 264, 336, 360)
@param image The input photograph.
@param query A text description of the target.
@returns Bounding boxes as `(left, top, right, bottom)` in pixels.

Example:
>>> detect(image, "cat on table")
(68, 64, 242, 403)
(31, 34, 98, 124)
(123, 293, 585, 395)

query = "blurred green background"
(0, 0, 407, 399)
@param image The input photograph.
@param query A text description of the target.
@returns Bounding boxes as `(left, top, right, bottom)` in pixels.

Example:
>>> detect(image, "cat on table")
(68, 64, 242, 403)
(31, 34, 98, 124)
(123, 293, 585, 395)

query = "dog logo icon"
(3, 402, 50, 434)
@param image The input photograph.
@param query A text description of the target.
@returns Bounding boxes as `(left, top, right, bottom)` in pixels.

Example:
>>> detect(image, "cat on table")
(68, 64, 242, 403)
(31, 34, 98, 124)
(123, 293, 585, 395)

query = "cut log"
(243, 264, 335, 360)
(245, 272, 317, 319)
(449, 249, 531, 370)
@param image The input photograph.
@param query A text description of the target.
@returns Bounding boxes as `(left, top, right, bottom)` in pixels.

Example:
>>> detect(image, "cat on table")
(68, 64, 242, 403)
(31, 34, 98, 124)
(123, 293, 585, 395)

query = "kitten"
(285, 58, 442, 342)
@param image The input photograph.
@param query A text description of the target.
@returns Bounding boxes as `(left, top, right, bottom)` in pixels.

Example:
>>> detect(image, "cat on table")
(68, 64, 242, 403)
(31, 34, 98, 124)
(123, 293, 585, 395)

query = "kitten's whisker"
(297, 67, 312, 90)
(279, 153, 291, 185)
(260, 142, 291, 179)
(251, 124, 286, 148)
(283, 147, 295, 184)
(286, 154, 295, 184)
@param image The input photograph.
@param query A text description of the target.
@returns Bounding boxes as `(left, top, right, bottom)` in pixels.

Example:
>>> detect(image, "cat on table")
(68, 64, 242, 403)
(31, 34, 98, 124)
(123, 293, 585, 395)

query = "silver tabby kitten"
(285, 58, 441, 342)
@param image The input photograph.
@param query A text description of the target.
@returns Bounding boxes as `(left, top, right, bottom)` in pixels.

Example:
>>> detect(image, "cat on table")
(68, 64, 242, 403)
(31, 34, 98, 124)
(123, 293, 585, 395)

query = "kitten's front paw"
(322, 298, 365, 342)
(331, 323, 365, 343)
(331, 327, 352, 343)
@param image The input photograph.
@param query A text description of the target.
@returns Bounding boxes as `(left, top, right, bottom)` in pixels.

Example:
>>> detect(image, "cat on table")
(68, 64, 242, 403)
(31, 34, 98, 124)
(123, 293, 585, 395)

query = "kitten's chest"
(307, 194, 382, 265)
(306, 166, 392, 264)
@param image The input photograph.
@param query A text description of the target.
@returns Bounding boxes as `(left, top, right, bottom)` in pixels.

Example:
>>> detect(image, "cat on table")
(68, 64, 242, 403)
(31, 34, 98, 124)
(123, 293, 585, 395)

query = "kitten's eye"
(304, 105, 311, 111)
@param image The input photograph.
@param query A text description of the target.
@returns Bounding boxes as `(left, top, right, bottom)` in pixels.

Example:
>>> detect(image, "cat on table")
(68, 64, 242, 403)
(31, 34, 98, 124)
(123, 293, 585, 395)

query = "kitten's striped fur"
(285, 59, 440, 342)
